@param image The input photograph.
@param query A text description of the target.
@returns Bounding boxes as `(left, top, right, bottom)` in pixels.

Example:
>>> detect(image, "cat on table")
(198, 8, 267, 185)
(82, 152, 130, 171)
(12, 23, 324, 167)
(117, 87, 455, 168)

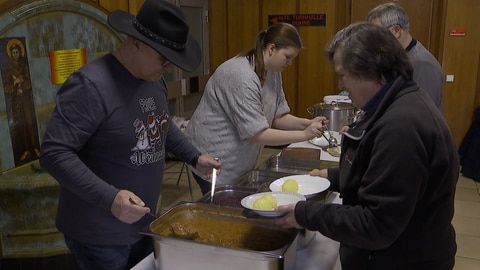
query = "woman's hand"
(309, 168, 328, 178)
(304, 120, 325, 140)
(339, 125, 350, 134)
(303, 116, 330, 140)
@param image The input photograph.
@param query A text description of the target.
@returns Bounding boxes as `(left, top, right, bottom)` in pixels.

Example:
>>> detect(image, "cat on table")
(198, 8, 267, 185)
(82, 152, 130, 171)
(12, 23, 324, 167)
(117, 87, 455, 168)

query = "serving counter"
(133, 143, 342, 270)
(287, 141, 340, 163)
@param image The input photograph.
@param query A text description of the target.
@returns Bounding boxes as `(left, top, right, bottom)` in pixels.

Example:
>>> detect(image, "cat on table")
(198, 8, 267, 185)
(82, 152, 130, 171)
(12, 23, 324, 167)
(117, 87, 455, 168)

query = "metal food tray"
(232, 170, 292, 190)
(256, 155, 338, 175)
(197, 171, 290, 208)
(142, 202, 298, 270)
(197, 185, 257, 208)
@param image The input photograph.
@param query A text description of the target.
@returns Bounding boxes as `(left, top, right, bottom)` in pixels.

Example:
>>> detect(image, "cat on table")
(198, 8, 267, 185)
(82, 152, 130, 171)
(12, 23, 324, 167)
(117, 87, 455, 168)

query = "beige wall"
(441, 0, 480, 147)
(208, 0, 480, 147)
(209, 0, 347, 119)
(0, 0, 477, 147)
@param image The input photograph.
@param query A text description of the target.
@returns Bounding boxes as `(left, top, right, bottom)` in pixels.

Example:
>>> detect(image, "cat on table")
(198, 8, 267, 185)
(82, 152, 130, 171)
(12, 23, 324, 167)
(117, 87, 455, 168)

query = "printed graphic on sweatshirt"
(130, 97, 169, 166)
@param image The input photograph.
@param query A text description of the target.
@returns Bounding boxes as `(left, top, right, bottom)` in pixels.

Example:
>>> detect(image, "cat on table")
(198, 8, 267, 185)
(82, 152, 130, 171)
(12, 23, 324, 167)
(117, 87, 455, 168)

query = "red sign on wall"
(449, 27, 466, 36)
(268, 14, 326, 26)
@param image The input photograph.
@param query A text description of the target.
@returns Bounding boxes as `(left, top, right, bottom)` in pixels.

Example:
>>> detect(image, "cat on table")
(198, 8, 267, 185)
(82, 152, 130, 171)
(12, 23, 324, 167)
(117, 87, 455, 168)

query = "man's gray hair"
(366, 3, 410, 31)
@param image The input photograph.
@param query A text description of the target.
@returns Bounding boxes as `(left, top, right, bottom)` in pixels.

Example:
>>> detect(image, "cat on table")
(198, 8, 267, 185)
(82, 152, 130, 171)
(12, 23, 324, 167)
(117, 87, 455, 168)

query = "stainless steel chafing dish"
(196, 170, 295, 207)
(231, 170, 291, 190)
(257, 155, 338, 174)
(197, 185, 257, 208)
(142, 202, 298, 270)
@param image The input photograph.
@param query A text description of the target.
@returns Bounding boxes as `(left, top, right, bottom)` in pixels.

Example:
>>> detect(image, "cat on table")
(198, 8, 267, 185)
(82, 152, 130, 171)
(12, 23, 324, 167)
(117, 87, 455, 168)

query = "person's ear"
(130, 37, 143, 52)
(390, 25, 402, 39)
(267, 43, 277, 57)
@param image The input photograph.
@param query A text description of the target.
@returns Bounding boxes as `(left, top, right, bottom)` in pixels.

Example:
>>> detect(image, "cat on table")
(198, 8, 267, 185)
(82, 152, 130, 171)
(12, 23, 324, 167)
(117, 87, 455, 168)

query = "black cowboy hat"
(108, 0, 201, 72)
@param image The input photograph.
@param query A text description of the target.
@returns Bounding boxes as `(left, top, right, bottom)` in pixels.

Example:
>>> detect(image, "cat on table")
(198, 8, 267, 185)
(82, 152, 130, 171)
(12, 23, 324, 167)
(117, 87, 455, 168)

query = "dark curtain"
(459, 107, 480, 182)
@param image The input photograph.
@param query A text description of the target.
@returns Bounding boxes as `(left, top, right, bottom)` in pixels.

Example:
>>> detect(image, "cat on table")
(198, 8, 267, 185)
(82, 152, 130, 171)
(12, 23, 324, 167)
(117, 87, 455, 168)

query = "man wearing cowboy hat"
(40, 1, 221, 269)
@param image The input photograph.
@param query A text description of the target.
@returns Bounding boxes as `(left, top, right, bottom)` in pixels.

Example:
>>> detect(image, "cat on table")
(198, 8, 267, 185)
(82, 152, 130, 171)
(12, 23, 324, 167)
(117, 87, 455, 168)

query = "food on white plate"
(327, 146, 341, 157)
(281, 179, 299, 193)
(270, 175, 331, 199)
(242, 192, 307, 217)
(253, 194, 277, 210)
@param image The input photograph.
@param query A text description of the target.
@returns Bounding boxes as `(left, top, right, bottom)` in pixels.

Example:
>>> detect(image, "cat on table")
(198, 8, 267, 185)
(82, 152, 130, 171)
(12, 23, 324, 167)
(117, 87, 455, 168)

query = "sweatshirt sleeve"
(165, 123, 201, 165)
(39, 73, 119, 211)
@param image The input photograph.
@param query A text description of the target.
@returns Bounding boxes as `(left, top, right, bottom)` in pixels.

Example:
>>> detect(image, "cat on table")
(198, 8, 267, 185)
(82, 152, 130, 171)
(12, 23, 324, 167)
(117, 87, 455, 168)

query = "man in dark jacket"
(275, 22, 459, 270)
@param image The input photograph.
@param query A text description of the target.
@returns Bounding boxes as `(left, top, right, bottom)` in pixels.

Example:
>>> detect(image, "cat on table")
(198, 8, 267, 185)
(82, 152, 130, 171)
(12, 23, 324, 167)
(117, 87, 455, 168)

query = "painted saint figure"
(2, 38, 40, 165)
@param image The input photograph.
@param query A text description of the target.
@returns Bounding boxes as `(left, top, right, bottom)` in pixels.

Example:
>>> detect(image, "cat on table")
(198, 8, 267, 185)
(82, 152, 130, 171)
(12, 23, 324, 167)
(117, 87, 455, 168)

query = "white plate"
(269, 175, 330, 198)
(241, 192, 306, 217)
(309, 131, 342, 148)
(309, 136, 328, 147)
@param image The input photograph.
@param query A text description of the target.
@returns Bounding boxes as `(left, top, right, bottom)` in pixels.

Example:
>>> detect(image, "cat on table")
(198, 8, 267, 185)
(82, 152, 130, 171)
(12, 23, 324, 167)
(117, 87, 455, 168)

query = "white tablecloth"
(294, 191, 341, 270)
(288, 141, 341, 269)
(131, 253, 155, 270)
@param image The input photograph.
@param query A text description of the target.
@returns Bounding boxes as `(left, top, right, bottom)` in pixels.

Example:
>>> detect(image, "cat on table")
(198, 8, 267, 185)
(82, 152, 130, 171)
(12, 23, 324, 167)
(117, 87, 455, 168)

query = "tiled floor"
(452, 174, 480, 269)
(1, 147, 479, 269)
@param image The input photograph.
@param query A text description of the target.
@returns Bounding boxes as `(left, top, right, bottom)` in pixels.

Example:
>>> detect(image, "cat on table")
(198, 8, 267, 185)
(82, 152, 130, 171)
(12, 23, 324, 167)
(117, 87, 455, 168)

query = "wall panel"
(297, 0, 339, 118)
(208, 0, 227, 72)
(98, 0, 129, 13)
(63, 0, 480, 146)
(128, 0, 144, 14)
(441, 0, 480, 146)
(262, 0, 298, 114)
(350, 0, 434, 50)
(226, 0, 260, 58)
(207, 0, 348, 117)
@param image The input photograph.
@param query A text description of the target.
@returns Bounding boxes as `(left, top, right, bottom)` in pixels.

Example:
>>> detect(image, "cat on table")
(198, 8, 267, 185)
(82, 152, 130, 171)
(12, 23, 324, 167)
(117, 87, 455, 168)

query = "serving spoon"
(169, 222, 199, 240)
(210, 157, 220, 202)
(323, 125, 338, 148)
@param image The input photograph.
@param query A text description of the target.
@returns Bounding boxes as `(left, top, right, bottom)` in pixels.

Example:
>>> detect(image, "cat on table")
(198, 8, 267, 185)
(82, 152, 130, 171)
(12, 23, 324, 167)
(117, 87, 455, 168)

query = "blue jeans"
(64, 235, 153, 270)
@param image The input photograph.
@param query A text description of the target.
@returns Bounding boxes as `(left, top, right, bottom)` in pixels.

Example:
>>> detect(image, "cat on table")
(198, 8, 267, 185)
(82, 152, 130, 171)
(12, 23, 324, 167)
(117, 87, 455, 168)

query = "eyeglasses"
(386, 24, 402, 31)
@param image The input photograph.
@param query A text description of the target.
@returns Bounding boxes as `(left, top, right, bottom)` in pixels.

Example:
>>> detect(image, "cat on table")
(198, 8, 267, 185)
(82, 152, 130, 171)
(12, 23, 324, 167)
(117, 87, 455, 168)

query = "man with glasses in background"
(367, 3, 444, 112)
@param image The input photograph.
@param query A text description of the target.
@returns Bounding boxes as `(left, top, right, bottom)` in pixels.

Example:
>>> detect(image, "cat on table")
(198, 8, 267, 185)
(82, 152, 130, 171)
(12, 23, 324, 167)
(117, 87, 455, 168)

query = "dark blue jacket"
(295, 77, 459, 270)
